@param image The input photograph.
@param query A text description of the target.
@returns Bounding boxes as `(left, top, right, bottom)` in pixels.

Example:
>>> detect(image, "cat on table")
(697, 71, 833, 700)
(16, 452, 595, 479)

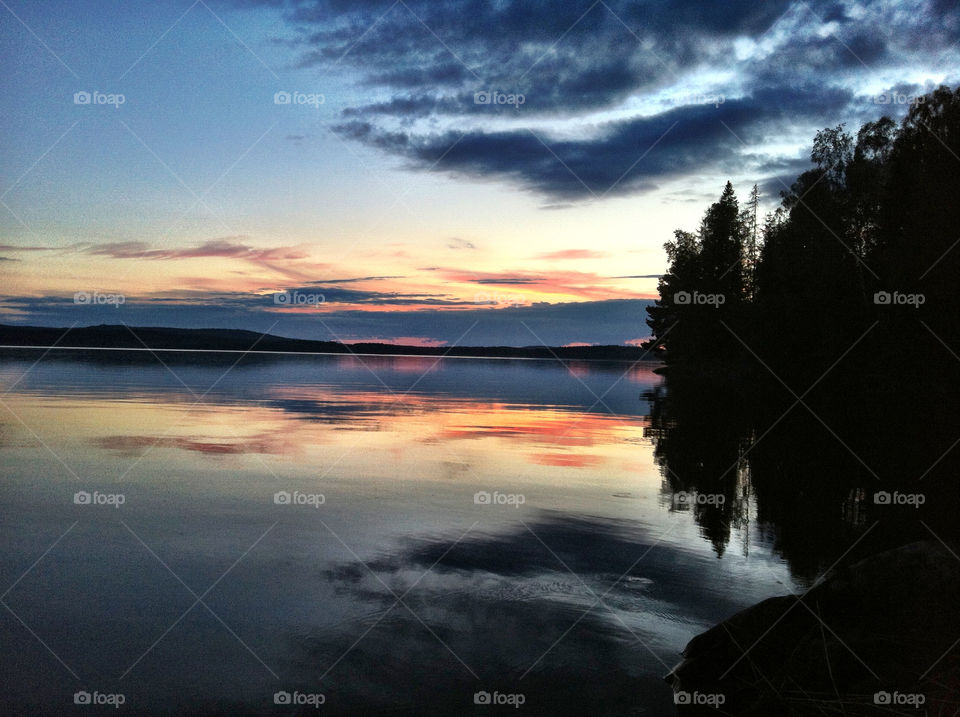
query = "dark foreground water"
(0, 350, 835, 715)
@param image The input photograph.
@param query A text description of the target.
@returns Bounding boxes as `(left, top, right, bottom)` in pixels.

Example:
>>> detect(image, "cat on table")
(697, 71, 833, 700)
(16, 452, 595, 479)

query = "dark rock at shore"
(665, 540, 960, 715)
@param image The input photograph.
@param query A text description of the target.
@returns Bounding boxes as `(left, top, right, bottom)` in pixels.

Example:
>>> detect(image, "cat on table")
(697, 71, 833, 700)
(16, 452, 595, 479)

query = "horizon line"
(0, 344, 661, 364)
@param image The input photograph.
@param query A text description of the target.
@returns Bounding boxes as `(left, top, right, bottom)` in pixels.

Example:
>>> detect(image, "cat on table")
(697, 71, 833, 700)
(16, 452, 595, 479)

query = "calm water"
(0, 351, 796, 716)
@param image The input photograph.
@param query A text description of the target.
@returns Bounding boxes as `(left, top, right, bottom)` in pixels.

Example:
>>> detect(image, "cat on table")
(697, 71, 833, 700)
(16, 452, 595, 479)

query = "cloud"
(274, 0, 811, 114)
(535, 250, 609, 260)
(310, 275, 405, 283)
(446, 237, 476, 250)
(346, 335, 449, 347)
(333, 85, 856, 199)
(249, 0, 960, 199)
(274, 283, 476, 306)
(84, 238, 311, 262)
(0, 244, 56, 252)
(433, 267, 658, 300)
(77, 237, 326, 282)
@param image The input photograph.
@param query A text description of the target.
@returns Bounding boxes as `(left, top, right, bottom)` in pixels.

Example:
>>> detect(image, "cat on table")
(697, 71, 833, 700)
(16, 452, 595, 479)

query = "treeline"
(646, 85, 960, 386)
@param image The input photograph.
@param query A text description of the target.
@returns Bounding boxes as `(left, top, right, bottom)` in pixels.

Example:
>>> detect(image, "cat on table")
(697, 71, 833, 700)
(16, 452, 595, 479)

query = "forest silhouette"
(644, 86, 960, 576)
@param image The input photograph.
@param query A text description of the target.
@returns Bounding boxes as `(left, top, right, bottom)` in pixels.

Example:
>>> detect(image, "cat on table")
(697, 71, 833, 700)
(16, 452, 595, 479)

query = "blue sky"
(1, 0, 957, 345)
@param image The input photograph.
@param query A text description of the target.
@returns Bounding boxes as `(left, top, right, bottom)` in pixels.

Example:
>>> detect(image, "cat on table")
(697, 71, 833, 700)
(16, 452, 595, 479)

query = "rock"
(665, 540, 960, 715)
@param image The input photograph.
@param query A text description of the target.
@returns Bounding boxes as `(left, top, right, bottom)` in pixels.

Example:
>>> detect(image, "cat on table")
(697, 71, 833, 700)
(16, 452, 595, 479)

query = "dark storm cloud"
(334, 85, 853, 199)
(277, 284, 477, 305)
(274, 0, 818, 117)
(237, 0, 960, 199)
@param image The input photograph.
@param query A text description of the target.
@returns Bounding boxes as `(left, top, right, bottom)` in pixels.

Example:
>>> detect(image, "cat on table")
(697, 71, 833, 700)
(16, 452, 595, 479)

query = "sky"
(1, 0, 957, 346)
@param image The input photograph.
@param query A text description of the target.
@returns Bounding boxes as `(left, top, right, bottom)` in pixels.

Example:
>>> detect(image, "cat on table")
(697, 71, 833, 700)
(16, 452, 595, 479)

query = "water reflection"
(0, 351, 795, 715)
(645, 370, 960, 582)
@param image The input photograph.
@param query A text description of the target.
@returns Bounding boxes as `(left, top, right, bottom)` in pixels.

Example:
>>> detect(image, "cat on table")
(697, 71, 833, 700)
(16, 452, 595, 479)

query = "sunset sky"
(2, 0, 956, 346)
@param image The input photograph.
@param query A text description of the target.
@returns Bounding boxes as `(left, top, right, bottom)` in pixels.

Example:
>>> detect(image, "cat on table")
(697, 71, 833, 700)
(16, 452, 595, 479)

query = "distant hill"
(0, 324, 660, 362)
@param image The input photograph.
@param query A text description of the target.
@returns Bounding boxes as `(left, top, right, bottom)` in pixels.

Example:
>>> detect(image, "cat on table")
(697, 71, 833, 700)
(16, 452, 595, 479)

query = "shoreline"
(0, 343, 663, 364)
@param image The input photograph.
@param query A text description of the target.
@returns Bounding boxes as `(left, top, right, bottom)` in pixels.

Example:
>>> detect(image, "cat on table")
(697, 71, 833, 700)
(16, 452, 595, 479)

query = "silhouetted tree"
(646, 182, 748, 366)
(650, 84, 960, 388)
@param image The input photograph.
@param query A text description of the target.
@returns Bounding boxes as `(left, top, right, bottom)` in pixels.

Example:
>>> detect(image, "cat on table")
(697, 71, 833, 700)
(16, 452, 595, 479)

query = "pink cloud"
(83, 238, 323, 282)
(85, 238, 311, 262)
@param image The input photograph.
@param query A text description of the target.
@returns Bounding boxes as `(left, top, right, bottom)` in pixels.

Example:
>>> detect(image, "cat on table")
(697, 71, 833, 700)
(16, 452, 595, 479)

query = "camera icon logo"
(74, 291, 91, 304)
(74, 691, 92, 704)
(474, 491, 491, 505)
(874, 291, 891, 305)
(74, 491, 92, 505)
(273, 291, 292, 305)
(74, 91, 91, 105)
(674, 291, 691, 305)
(474, 91, 491, 105)
(674, 691, 691, 705)
(274, 91, 291, 105)
(474, 691, 491, 704)
(873, 491, 891, 505)
(274, 491, 291, 505)
(274, 691, 291, 705)
(874, 691, 891, 704)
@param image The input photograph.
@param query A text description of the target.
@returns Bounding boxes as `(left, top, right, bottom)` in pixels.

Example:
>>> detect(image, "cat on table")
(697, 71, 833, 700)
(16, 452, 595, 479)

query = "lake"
(0, 351, 800, 715)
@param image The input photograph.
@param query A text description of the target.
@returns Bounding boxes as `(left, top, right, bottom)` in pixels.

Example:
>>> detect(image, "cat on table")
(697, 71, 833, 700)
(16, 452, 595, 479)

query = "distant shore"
(0, 324, 661, 362)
